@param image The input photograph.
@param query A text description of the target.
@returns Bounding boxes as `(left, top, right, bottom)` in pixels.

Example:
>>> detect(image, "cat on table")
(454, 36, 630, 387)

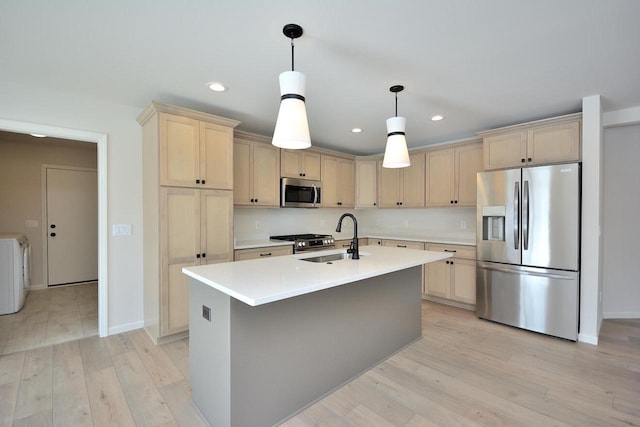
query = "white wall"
(602, 123, 640, 318)
(0, 82, 143, 334)
(235, 207, 476, 243)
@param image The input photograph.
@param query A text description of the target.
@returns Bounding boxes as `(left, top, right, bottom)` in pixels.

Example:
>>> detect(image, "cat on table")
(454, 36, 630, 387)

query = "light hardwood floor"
(1, 301, 638, 426)
(0, 283, 98, 355)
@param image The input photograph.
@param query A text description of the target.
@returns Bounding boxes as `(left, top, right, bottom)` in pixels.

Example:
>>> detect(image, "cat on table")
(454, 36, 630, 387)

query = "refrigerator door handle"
(514, 182, 520, 250)
(477, 262, 576, 280)
(523, 180, 529, 250)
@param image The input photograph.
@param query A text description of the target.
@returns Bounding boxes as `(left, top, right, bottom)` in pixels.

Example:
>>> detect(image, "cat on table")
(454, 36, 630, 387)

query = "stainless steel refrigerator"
(476, 163, 580, 341)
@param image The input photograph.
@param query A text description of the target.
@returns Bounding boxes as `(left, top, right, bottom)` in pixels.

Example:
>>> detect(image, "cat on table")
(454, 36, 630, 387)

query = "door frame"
(0, 118, 108, 337)
(42, 165, 98, 287)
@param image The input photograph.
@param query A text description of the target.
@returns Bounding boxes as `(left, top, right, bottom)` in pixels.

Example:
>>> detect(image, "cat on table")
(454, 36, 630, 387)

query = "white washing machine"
(0, 233, 30, 315)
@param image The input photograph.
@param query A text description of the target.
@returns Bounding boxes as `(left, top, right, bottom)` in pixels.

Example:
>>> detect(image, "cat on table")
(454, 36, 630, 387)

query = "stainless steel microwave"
(280, 177, 322, 208)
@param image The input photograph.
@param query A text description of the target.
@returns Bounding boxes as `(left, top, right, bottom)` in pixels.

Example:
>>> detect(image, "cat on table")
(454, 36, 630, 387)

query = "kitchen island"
(182, 245, 451, 427)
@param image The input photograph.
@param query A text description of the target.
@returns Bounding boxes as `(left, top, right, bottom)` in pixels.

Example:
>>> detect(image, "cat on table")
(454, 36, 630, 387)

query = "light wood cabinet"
(335, 238, 369, 249)
(480, 114, 581, 170)
(378, 152, 425, 208)
(234, 131, 280, 207)
(234, 245, 292, 261)
(159, 113, 234, 189)
(161, 187, 233, 335)
(381, 239, 425, 250)
(423, 243, 476, 308)
(281, 149, 321, 180)
(138, 101, 238, 343)
(355, 159, 378, 208)
(426, 141, 483, 207)
(321, 155, 355, 208)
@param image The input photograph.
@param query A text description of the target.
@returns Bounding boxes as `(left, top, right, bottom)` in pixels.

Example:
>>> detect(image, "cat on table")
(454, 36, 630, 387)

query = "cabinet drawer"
(234, 245, 293, 261)
(382, 240, 425, 250)
(426, 244, 476, 260)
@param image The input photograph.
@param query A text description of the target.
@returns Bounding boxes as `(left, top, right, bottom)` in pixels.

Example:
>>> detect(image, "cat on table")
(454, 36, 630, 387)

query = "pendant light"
(272, 23, 311, 149)
(382, 85, 411, 168)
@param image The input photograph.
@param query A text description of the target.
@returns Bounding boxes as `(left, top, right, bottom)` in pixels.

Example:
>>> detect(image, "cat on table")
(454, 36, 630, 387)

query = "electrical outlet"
(202, 305, 211, 321)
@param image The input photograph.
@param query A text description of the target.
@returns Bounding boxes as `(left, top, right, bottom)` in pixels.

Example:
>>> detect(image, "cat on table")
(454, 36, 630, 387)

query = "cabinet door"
(382, 240, 425, 250)
(201, 189, 233, 263)
(338, 158, 355, 208)
(233, 140, 252, 205)
(401, 153, 426, 207)
(451, 258, 476, 304)
(253, 143, 280, 206)
(161, 187, 200, 335)
(200, 122, 233, 190)
(303, 152, 322, 181)
(281, 150, 301, 178)
(455, 143, 483, 206)
(527, 121, 580, 165)
(483, 131, 527, 170)
(378, 163, 400, 208)
(355, 160, 378, 208)
(426, 148, 455, 207)
(321, 155, 339, 207)
(424, 259, 451, 298)
(159, 113, 200, 187)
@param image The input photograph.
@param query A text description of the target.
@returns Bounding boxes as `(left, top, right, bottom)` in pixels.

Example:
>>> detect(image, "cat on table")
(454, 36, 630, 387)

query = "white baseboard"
(603, 311, 640, 319)
(578, 333, 598, 345)
(108, 320, 144, 336)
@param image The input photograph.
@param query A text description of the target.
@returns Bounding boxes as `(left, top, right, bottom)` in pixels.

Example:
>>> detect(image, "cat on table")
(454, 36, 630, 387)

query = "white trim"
(603, 106, 640, 128)
(108, 320, 144, 336)
(603, 311, 640, 319)
(0, 118, 109, 337)
(578, 333, 598, 345)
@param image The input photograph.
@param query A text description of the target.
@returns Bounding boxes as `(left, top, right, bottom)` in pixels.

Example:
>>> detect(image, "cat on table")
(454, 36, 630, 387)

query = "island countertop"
(182, 245, 452, 307)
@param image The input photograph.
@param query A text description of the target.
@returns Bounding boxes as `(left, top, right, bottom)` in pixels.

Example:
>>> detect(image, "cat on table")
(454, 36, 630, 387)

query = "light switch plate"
(112, 224, 132, 236)
(202, 305, 211, 321)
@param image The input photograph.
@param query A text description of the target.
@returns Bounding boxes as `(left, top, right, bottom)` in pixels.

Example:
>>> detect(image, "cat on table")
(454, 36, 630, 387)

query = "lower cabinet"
(335, 238, 369, 249)
(423, 243, 476, 309)
(381, 239, 425, 250)
(234, 245, 292, 261)
(154, 187, 233, 341)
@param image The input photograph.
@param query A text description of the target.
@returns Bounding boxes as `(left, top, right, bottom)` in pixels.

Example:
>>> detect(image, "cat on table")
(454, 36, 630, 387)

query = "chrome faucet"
(335, 213, 359, 260)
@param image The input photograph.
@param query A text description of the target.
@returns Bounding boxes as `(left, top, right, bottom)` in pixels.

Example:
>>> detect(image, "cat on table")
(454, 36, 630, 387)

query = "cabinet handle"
(527, 157, 532, 162)
(202, 253, 206, 258)
(196, 179, 200, 184)
(444, 249, 457, 253)
(259, 252, 272, 257)
(202, 179, 206, 185)
(196, 254, 201, 258)
(450, 200, 454, 204)
(446, 260, 450, 264)
(521, 158, 525, 163)
(454, 200, 458, 204)
(373, 202, 377, 206)
(397, 245, 407, 248)
(50, 232, 56, 237)
(450, 261, 454, 265)
(255, 198, 258, 203)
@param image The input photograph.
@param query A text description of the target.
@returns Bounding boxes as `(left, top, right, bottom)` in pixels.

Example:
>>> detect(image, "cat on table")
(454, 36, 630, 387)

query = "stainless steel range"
(270, 234, 335, 253)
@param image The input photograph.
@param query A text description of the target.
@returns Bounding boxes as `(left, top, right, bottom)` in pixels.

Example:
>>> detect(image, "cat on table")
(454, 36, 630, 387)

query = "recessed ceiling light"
(207, 82, 227, 92)
(30, 133, 47, 138)
(351, 128, 362, 133)
(431, 115, 444, 121)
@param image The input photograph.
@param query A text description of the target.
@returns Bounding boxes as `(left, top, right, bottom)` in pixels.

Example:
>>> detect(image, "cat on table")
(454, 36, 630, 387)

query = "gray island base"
(189, 266, 422, 427)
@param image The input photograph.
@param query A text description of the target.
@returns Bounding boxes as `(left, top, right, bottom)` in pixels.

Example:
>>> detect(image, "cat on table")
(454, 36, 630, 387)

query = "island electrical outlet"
(202, 305, 211, 321)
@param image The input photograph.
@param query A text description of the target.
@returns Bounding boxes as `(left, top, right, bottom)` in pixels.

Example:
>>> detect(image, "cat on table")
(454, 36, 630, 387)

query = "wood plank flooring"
(1, 301, 638, 426)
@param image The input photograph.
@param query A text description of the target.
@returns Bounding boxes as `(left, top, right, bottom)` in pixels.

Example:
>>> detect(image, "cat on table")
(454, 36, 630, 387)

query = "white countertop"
(363, 232, 476, 246)
(183, 245, 452, 307)
(234, 239, 295, 250)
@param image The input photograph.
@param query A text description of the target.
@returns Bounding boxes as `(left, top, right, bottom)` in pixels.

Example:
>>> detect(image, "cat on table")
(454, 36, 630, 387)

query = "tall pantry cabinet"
(138, 102, 239, 344)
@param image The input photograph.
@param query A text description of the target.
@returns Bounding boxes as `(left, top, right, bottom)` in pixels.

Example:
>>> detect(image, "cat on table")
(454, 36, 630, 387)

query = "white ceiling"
(2, 0, 639, 155)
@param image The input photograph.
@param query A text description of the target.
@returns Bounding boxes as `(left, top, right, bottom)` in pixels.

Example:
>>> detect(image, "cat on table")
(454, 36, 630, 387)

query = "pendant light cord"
(290, 38, 295, 71)
(395, 92, 398, 117)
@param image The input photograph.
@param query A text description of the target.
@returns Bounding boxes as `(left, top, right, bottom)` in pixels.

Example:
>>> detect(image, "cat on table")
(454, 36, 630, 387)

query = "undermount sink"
(300, 252, 367, 263)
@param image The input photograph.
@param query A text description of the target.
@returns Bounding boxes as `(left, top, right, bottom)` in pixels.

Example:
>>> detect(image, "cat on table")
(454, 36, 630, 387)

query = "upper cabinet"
(321, 155, 355, 208)
(158, 111, 236, 189)
(426, 141, 483, 207)
(378, 152, 426, 208)
(480, 113, 581, 170)
(355, 158, 378, 208)
(281, 149, 322, 180)
(234, 131, 280, 207)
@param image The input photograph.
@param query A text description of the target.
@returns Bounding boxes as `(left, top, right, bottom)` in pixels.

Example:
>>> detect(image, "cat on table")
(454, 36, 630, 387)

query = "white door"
(46, 167, 98, 286)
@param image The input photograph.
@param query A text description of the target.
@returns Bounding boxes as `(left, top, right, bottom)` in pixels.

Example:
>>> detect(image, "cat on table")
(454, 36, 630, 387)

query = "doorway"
(0, 118, 108, 337)
(43, 166, 98, 286)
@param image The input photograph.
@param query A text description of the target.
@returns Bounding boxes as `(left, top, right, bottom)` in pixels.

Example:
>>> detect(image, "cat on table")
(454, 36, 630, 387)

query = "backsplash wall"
(234, 207, 476, 243)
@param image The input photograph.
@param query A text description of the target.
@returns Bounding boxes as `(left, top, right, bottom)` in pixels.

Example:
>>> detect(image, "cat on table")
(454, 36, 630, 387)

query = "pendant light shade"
(273, 71, 311, 149)
(272, 24, 311, 150)
(382, 85, 411, 168)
